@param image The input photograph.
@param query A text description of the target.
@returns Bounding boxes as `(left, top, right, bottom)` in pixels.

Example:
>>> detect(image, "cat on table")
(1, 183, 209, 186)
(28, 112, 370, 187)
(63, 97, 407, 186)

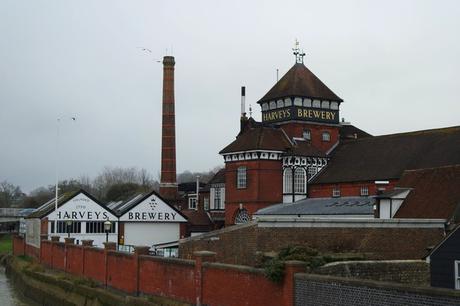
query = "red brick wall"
(309, 180, 398, 198)
(13, 236, 25, 256)
(40, 218, 48, 236)
(52, 243, 66, 270)
(179, 224, 445, 266)
(139, 257, 195, 303)
(225, 160, 282, 225)
(25, 243, 40, 259)
(15, 239, 299, 306)
(106, 252, 137, 293)
(66, 245, 84, 276)
(202, 264, 284, 306)
(83, 248, 106, 283)
(40, 241, 53, 266)
(281, 122, 340, 152)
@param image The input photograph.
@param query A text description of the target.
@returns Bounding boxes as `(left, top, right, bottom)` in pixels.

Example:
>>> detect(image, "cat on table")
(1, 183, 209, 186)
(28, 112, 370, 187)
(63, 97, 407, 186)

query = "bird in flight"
(138, 47, 152, 53)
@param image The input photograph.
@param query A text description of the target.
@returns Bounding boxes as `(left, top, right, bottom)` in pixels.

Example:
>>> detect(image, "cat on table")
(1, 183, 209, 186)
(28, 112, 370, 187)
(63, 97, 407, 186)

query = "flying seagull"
(138, 47, 152, 53)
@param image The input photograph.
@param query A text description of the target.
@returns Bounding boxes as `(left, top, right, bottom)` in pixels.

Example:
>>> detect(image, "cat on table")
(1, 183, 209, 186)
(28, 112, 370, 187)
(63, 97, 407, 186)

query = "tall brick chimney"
(159, 56, 178, 201)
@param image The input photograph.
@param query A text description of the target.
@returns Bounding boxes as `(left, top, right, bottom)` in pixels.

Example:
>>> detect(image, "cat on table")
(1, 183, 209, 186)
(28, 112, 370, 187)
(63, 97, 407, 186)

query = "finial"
(292, 39, 306, 64)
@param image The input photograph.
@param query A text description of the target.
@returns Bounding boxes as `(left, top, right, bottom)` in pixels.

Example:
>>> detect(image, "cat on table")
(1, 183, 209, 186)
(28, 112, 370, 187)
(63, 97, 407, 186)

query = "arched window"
(283, 168, 292, 193)
(294, 168, 306, 194)
(235, 208, 250, 224)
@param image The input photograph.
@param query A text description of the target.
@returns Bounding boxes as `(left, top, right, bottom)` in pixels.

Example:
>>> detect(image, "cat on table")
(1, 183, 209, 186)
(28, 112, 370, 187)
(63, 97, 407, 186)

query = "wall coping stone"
(296, 273, 460, 299)
(64, 238, 75, 244)
(193, 251, 216, 257)
(321, 259, 426, 268)
(138, 255, 195, 266)
(50, 236, 60, 242)
(204, 262, 265, 275)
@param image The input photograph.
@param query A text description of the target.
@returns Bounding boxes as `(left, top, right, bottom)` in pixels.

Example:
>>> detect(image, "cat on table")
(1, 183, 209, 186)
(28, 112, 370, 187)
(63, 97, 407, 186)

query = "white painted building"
(109, 190, 187, 251)
(26, 190, 118, 248)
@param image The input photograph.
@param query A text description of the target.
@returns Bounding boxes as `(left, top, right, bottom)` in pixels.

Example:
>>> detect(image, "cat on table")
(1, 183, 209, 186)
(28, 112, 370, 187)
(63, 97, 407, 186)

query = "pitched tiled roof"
(219, 125, 292, 154)
(255, 196, 375, 216)
(257, 63, 343, 104)
(181, 210, 213, 226)
(313, 126, 460, 184)
(394, 165, 460, 220)
(339, 124, 372, 140)
(288, 139, 326, 157)
(208, 168, 225, 185)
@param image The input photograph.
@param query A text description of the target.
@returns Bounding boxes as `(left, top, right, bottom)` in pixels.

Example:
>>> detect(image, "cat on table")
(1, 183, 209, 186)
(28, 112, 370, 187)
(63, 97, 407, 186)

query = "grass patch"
(0, 234, 12, 254)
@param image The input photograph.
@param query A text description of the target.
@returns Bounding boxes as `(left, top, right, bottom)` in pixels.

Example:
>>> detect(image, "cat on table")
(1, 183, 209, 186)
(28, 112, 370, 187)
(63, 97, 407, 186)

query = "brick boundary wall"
(179, 223, 444, 266)
(12, 236, 301, 306)
(295, 274, 460, 306)
(313, 260, 430, 286)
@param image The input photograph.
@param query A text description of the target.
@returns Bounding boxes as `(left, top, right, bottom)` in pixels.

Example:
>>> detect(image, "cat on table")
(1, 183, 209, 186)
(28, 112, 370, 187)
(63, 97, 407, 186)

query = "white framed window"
(360, 186, 369, 196)
(330, 102, 339, 110)
(269, 101, 276, 109)
(322, 131, 331, 142)
(313, 99, 321, 108)
(303, 98, 312, 107)
(321, 101, 330, 109)
(214, 187, 222, 209)
(237, 166, 247, 189)
(262, 103, 269, 111)
(188, 196, 197, 210)
(308, 166, 317, 179)
(332, 186, 340, 197)
(303, 129, 311, 140)
(294, 97, 302, 106)
(456, 260, 460, 290)
(283, 168, 292, 193)
(294, 168, 306, 194)
(204, 197, 210, 210)
(277, 100, 284, 108)
(284, 98, 292, 106)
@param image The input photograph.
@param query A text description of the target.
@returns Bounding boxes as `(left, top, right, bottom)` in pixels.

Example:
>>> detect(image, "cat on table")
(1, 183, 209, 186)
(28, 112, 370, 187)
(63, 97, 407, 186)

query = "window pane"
(284, 169, 292, 193)
(237, 167, 247, 189)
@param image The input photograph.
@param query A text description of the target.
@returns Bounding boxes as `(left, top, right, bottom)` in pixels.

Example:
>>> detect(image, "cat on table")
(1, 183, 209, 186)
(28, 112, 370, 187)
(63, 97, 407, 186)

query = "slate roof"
(339, 124, 372, 140)
(208, 168, 225, 185)
(219, 125, 292, 154)
(26, 189, 113, 219)
(181, 209, 213, 226)
(107, 190, 188, 220)
(288, 139, 326, 157)
(255, 196, 375, 216)
(257, 63, 343, 104)
(313, 126, 460, 184)
(393, 165, 460, 220)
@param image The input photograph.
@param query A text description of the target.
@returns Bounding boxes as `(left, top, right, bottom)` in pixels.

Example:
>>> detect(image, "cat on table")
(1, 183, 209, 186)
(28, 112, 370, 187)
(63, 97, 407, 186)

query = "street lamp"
(65, 220, 73, 238)
(104, 220, 112, 244)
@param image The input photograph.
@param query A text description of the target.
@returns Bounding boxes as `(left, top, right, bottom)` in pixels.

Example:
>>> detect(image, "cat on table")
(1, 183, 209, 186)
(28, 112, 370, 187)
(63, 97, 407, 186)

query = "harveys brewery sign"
(262, 106, 339, 124)
(119, 194, 187, 223)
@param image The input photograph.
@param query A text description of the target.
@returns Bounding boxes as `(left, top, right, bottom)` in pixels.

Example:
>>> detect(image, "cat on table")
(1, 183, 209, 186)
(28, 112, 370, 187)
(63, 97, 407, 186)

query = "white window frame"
(332, 186, 340, 197)
(360, 186, 369, 196)
(283, 168, 292, 193)
(237, 167, 247, 189)
(322, 131, 331, 142)
(455, 260, 460, 290)
(303, 129, 311, 140)
(214, 187, 222, 209)
(294, 168, 306, 194)
(188, 195, 197, 210)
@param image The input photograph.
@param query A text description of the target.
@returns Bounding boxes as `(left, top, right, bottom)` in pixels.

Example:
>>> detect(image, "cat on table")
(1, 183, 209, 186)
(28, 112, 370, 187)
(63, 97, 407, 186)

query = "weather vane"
(292, 39, 306, 64)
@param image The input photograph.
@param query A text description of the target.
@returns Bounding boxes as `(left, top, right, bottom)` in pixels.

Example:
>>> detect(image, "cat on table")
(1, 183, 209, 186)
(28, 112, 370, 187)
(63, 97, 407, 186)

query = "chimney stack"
(159, 56, 178, 201)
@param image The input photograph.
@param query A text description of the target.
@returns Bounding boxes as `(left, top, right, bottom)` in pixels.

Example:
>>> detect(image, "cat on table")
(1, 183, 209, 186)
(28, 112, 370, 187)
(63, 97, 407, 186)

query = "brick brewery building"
(220, 45, 460, 225)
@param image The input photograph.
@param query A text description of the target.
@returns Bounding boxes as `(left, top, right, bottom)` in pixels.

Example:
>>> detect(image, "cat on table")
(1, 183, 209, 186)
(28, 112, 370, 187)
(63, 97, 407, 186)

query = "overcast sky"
(1, 0, 459, 192)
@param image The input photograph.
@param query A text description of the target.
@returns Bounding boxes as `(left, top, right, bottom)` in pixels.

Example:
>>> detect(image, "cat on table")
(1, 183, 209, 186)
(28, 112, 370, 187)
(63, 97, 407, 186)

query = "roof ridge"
(403, 164, 460, 173)
(341, 125, 460, 145)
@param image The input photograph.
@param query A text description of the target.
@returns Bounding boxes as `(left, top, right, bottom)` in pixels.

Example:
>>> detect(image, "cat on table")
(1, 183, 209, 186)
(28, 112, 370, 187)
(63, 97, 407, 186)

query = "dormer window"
(322, 131, 331, 142)
(303, 129, 311, 140)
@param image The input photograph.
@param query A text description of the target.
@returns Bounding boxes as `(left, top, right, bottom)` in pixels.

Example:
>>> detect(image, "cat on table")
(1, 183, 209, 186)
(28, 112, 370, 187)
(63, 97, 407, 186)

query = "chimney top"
(163, 56, 175, 66)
